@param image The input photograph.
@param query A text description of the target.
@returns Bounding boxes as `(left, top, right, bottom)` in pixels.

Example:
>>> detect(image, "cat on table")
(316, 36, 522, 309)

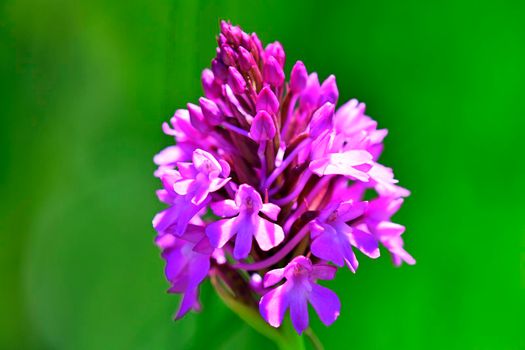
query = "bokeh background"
(1, 0, 523, 349)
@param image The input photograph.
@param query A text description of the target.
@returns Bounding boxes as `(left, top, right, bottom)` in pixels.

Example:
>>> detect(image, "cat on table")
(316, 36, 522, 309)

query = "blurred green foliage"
(1, 0, 523, 349)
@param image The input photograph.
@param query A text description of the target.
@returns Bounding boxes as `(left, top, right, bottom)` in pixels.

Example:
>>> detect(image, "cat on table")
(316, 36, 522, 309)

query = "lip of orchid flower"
(172, 149, 231, 206)
(363, 196, 415, 266)
(152, 172, 210, 236)
(206, 184, 284, 259)
(310, 200, 380, 272)
(259, 256, 341, 334)
(161, 225, 212, 319)
(152, 20, 413, 338)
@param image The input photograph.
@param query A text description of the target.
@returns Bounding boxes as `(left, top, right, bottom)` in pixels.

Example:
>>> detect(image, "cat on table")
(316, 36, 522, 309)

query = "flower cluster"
(153, 21, 414, 334)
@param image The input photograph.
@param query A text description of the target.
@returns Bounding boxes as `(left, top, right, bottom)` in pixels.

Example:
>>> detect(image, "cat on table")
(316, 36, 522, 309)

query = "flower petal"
(308, 284, 341, 326)
(263, 268, 285, 287)
(253, 217, 285, 251)
(311, 264, 337, 281)
(152, 207, 177, 233)
(342, 240, 359, 272)
(205, 218, 238, 248)
(233, 216, 255, 259)
(261, 203, 281, 221)
(172, 179, 195, 196)
(209, 177, 231, 192)
(349, 227, 380, 259)
(256, 86, 279, 114)
(375, 221, 405, 239)
(259, 284, 289, 328)
(309, 151, 372, 181)
(154, 145, 184, 166)
(310, 224, 345, 267)
(174, 287, 199, 320)
(382, 236, 416, 266)
(337, 201, 368, 222)
(211, 199, 239, 217)
(289, 292, 309, 334)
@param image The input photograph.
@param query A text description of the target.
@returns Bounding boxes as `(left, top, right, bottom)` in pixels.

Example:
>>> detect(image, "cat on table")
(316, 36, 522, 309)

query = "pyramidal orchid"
(152, 21, 414, 347)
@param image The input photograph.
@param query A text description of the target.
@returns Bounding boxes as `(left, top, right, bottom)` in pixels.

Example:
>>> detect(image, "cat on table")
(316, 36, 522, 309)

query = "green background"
(1, 0, 523, 349)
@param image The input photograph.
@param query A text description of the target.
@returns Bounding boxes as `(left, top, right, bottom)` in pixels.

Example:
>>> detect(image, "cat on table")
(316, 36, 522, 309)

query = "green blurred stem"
(211, 274, 306, 350)
(305, 328, 324, 350)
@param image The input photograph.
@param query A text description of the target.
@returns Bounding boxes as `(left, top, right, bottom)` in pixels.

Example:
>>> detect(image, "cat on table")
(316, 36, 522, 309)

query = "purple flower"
(172, 149, 231, 205)
(309, 150, 373, 181)
(363, 196, 415, 266)
(259, 256, 341, 334)
(152, 21, 413, 336)
(160, 225, 214, 319)
(310, 200, 379, 272)
(152, 169, 208, 236)
(206, 184, 284, 259)
(368, 163, 411, 198)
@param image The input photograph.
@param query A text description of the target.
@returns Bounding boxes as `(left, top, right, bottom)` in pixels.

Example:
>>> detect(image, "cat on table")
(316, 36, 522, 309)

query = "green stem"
(211, 275, 306, 350)
(304, 328, 324, 350)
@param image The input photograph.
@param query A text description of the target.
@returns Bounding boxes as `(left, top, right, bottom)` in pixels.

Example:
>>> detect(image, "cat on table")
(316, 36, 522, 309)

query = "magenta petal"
(309, 221, 326, 239)
(263, 267, 285, 287)
(175, 287, 199, 320)
(342, 242, 359, 272)
(250, 110, 276, 141)
(201, 68, 221, 99)
(300, 73, 320, 110)
(253, 218, 285, 251)
(219, 159, 231, 177)
(261, 203, 281, 221)
(177, 162, 197, 178)
(383, 236, 416, 266)
(164, 249, 187, 284)
(337, 201, 368, 222)
(311, 264, 337, 281)
(193, 237, 214, 254)
(211, 199, 239, 217)
(375, 221, 406, 238)
(256, 86, 279, 114)
(238, 46, 255, 71)
(223, 84, 252, 120)
(199, 97, 224, 125)
(209, 177, 231, 192)
(289, 293, 309, 334)
(156, 189, 171, 205)
(172, 179, 195, 196)
(181, 224, 206, 244)
(263, 56, 285, 87)
(152, 207, 176, 232)
(188, 254, 211, 287)
(154, 145, 184, 166)
(228, 66, 246, 94)
(187, 103, 208, 133)
(190, 185, 210, 206)
(205, 218, 237, 248)
(265, 41, 285, 66)
(290, 61, 307, 93)
(368, 197, 404, 221)
(310, 151, 372, 181)
(308, 284, 341, 326)
(155, 233, 176, 249)
(233, 216, 254, 259)
(311, 225, 345, 267)
(259, 284, 288, 328)
(348, 227, 380, 258)
(319, 75, 339, 105)
(309, 102, 334, 139)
